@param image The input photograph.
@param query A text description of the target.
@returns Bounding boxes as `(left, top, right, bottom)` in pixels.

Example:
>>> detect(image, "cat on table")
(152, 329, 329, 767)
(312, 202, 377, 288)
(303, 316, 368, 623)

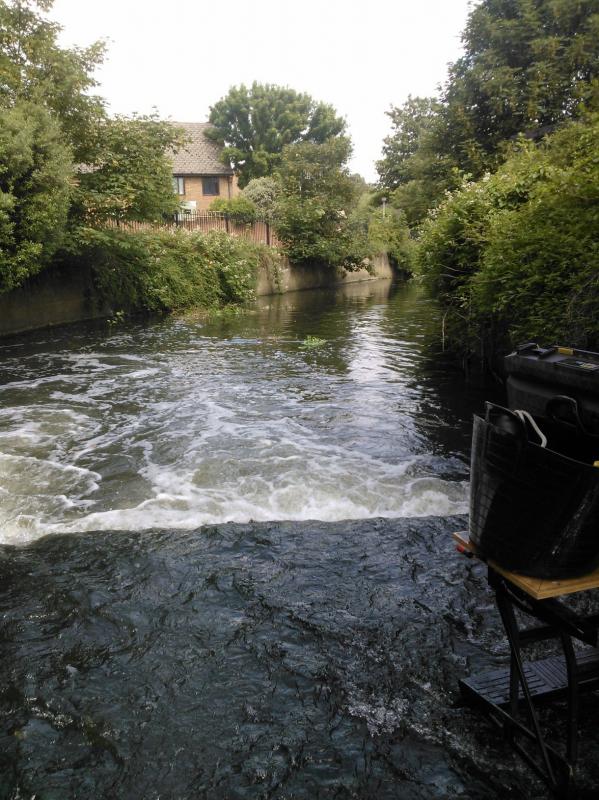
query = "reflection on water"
(0, 281, 491, 544)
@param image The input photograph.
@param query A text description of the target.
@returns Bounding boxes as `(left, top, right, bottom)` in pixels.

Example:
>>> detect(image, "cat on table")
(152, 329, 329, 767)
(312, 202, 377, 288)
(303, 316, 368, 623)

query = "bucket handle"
(546, 395, 590, 436)
(513, 409, 547, 448)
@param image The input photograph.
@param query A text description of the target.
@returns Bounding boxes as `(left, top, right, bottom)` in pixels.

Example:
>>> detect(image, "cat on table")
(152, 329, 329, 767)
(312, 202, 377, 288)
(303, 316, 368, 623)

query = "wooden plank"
(452, 531, 599, 600)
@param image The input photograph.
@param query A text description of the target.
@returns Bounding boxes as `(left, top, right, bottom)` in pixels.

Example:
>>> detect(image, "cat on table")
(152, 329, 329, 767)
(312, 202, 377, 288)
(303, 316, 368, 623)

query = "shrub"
(0, 103, 72, 294)
(475, 118, 599, 348)
(208, 196, 257, 224)
(68, 227, 277, 314)
(242, 177, 280, 219)
(417, 113, 599, 359)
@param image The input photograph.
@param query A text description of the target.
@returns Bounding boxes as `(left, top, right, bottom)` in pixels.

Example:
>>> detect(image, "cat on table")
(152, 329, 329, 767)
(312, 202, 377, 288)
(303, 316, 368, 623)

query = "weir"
(0, 281, 471, 545)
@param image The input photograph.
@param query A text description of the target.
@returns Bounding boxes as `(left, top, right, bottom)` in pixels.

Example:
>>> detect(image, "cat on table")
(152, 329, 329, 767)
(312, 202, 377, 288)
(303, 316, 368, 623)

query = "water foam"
(11, 458, 467, 542)
(0, 287, 473, 545)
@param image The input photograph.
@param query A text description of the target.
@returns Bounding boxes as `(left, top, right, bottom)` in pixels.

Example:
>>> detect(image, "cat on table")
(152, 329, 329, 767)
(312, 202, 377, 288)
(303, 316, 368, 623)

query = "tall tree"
(376, 96, 457, 227)
(377, 0, 599, 226)
(73, 114, 185, 227)
(377, 97, 438, 190)
(0, 0, 106, 161)
(0, 101, 72, 291)
(208, 82, 346, 187)
(440, 0, 599, 176)
(274, 136, 368, 268)
(0, 0, 186, 292)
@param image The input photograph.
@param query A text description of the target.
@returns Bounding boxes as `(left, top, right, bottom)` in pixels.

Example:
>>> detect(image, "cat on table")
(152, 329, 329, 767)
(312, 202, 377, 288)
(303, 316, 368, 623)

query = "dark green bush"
(0, 103, 72, 293)
(70, 227, 276, 314)
(417, 113, 599, 359)
(474, 118, 599, 348)
(273, 138, 371, 270)
(208, 196, 257, 224)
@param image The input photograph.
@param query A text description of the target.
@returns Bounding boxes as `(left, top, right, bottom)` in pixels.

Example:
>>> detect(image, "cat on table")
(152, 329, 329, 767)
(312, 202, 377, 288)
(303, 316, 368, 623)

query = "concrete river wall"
(0, 254, 393, 337)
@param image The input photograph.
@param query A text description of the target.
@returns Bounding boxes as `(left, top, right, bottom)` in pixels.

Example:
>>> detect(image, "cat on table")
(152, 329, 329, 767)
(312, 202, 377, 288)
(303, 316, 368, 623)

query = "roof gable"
(170, 122, 233, 176)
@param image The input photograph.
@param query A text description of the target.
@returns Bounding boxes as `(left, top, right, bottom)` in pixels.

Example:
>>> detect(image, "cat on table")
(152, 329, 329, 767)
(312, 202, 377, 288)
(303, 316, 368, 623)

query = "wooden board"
(452, 531, 599, 600)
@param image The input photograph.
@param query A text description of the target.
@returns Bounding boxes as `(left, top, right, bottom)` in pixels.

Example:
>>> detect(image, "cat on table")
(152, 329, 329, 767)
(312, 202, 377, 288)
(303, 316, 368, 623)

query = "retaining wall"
(256, 253, 392, 296)
(0, 266, 109, 338)
(0, 254, 393, 337)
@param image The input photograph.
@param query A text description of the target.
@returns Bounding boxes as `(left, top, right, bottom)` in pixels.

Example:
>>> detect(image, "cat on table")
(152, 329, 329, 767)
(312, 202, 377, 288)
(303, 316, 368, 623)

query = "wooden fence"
(105, 212, 280, 247)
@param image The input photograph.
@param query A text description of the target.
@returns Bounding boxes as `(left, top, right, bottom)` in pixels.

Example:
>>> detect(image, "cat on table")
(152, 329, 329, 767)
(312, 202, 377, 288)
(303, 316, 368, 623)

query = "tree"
(0, 101, 72, 292)
(377, 1, 599, 228)
(439, 0, 599, 177)
(73, 114, 185, 226)
(208, 82, 346, 187)
(377, 97, 438, 189)
(376, 96, 457, 227)
(0, 0, 188, 291)
(273, 137, 368, 268)
(0, 0, 184, 222)
(0, 0, 106, 162)
(242, 177, 280, 219)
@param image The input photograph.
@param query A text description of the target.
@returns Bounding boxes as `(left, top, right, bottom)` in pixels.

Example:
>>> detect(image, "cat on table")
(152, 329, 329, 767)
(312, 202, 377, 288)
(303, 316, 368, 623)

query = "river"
(0, 281, 477, 544)
(1, 281, 597, 798)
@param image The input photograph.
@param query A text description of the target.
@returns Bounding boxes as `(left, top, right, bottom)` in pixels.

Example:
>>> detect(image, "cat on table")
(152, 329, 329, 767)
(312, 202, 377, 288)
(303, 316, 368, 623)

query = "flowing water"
(1, 281, 598, 799)
(0, 281, 476, 544)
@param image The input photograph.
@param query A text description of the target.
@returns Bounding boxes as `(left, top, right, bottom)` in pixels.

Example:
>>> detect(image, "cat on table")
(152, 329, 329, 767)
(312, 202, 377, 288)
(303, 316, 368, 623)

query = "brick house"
(171, 122, 239, 212)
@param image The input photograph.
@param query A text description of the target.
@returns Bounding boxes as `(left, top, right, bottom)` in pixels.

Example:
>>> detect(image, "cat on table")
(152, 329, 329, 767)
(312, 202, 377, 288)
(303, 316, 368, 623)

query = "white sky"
(50, 0, 473, 182)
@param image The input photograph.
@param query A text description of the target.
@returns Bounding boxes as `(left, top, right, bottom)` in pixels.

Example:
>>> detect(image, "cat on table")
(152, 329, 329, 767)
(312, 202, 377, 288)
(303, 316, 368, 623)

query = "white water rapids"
(0, 283, 476, 545)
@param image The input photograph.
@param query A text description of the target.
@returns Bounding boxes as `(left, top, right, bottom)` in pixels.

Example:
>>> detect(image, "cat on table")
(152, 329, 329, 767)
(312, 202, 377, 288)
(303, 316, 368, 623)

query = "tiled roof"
(170, 122, 233, 176)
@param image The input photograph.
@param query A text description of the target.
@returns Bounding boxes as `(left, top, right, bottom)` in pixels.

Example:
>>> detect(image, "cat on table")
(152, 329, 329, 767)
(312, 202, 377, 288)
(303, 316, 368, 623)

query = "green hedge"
(68, 227, 278, 314)
(417, 113, 599, 361)
(208, 196, 257, 224)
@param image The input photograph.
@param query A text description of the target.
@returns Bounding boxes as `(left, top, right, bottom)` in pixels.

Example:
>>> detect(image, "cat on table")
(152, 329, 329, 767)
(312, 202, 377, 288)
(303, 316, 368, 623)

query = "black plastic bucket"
(469, 403, 599, 578)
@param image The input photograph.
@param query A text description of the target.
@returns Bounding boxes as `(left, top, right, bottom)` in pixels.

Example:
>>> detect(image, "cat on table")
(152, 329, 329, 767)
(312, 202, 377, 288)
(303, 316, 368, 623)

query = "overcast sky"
(50, 0, 474, 182)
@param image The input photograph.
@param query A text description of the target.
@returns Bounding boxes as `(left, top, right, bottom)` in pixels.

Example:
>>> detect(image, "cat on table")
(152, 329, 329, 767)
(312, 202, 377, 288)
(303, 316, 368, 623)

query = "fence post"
(266, 221, 271, 246)
(225, 214, 230, 234)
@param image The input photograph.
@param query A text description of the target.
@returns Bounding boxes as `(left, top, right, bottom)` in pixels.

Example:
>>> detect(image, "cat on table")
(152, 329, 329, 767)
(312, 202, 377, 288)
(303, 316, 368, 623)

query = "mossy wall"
(0, 264, 108, 336)
(256, 253, 392, 295)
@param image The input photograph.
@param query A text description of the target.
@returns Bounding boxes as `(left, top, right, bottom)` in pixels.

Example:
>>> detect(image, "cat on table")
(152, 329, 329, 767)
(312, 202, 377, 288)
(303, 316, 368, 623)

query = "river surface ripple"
(3, 281, 598, 799)
(0, 281, 481, 544)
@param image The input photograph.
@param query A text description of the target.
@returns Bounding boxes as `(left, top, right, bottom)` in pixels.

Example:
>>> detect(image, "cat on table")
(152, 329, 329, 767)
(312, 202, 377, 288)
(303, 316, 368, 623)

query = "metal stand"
(459, 566, 599, 797)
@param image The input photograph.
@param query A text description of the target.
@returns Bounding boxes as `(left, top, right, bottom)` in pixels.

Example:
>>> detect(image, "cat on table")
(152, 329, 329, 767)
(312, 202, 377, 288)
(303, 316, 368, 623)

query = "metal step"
(460, 650, 599, 709)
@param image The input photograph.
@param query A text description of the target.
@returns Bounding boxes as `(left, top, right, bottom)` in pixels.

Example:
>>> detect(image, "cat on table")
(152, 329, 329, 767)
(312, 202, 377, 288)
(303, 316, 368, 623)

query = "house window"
(172, 176, 185, 195)
(202, 177, 220, 196)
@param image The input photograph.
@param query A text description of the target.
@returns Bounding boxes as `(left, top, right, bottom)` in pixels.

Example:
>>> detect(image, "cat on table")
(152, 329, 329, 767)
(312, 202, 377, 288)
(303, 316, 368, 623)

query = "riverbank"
(0, 229, 393, 338)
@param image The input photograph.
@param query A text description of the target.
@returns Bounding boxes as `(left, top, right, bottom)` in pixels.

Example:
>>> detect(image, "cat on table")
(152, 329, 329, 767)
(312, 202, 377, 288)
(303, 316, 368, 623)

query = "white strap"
(514, 409, 547, 448)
